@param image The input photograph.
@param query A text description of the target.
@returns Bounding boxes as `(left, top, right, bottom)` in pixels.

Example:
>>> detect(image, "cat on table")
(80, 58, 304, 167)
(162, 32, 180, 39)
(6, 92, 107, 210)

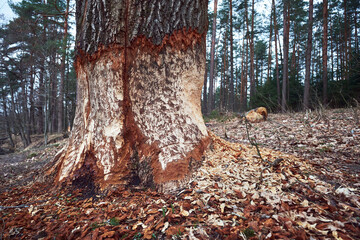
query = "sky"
(0, 0, 19, 24)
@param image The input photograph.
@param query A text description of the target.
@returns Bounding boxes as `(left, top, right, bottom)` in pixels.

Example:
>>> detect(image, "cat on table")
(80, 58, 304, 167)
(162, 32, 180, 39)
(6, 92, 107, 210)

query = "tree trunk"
(344, 0, 348, 81)
(281, 0, 290, 112)
(208, 0, 218, 113)
(58, 0, 70, 133)
(202, 66, 208, 114)
(273, 0, 281, 109)
(221, 27, 228, 111)
(1, 91, 15, 149)
(355, 11, 358, 54)
(304, 0, 313, 110)
(267, 2, 273, 84)
(322, 0, 328, 105)
(48, 0, 210, 194)
(229, 0, 234, 111)
(240, 1, 249, 112)
(249, 0, 255, 108)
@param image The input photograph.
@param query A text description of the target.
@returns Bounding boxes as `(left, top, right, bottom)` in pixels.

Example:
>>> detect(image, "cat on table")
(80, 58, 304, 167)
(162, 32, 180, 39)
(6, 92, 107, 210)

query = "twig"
(0, 204, 30, 209)
(245, 119, 285, 188)
(244, 119, 271, 165)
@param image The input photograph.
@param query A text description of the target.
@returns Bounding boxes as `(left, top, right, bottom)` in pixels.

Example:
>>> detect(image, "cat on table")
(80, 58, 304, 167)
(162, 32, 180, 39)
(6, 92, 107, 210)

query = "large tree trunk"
(48, 0, 210, 193)
(208, 0, 218, 113)
(303, 0, 313, 110)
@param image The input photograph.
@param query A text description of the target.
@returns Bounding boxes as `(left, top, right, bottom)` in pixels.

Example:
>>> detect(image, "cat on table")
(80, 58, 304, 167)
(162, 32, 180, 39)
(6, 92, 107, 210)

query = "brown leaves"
(1, 109, 359, 239)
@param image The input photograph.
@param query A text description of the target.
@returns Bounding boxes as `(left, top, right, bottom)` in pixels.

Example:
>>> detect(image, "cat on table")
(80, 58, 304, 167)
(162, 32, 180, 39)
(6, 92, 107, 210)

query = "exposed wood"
(50, 0, 210, 194)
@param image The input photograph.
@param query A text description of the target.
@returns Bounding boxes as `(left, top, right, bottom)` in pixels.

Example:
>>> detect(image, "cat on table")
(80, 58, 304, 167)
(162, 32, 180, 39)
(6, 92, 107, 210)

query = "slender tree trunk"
(202, 67, 208, 114)
(1, 92, 15, 149)
(208, 0, 218, 113)
(20, 67, 31, 146)
(229, 0, 234, 111)
(281, 0, 290, 112)
(249, 0, 255, 107)
(29, 57, 35, 134)
(322, 0, 328, 105)
(58, 0, 70, 132)
(267, 3, 273, 84)
(50, 52, 57, 133)
(304, 0, 314, 110)
(239, 31, 247, 111)
(273, 0, 281, 109)
(48, 0, 210, 193)
(355, 11, 359, 53)
(240, 1, 249, 112)
(221, 30, 228, 112)
(344, 0, 349, 80)
(330, 15, 334, 81)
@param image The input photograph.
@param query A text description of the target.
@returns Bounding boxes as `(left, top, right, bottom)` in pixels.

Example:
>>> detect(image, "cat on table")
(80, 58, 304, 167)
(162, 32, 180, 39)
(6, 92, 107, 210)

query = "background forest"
(0, 0, 359, 150)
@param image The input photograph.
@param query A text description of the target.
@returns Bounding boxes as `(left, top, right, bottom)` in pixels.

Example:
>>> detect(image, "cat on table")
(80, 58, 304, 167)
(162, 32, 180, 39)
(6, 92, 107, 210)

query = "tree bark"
(229, 0, 234, 111)
(281, 0, 290, 112)
(1, 91, 15, 149)
(58, 0, 70, 133)
(273, 0, 280, 109)
(208, 0, 218, 113)
(48, 0, 210, 194)
(249, 0, 255, 107)
(322, 0, 328, 104)
(267, 2, 273, 84)
(344, 0, 349, 81)
(240, 1, 249, 112)
(303, 0, 313, 110)
(202, 66, 208, 114)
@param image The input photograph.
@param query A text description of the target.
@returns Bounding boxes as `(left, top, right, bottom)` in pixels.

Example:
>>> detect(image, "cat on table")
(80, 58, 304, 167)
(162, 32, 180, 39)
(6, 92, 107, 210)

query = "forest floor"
(0, 108, 359, 239)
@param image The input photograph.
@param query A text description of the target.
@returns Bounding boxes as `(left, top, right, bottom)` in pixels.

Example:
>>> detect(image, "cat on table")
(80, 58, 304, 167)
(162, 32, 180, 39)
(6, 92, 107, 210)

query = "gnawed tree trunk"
(48, 0, 210, 193)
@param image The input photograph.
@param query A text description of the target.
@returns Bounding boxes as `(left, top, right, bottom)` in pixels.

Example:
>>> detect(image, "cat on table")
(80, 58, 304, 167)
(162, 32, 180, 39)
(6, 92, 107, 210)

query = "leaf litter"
(0, 108, 359, 239)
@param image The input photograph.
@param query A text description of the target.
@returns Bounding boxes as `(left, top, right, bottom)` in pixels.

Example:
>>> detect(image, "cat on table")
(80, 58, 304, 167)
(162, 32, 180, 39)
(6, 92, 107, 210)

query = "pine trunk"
(58, 0, 70, 133)
(229, 0, 234, 111)
(208, 0, 218, 113)
(281, 1, 290, 112)
(249, 0, 255, 107)
(48, 0, 210, 194)
(322, 0, 328, 104)
(273, 0, 280, 108)
(303, 0, 313, 110)
(267, 2, 273, 84)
